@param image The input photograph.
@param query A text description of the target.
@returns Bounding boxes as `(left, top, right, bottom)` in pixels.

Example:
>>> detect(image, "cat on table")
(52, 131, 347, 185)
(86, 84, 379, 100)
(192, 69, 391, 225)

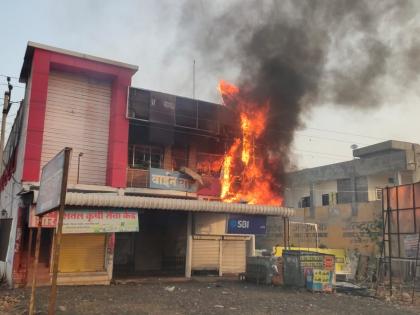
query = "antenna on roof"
(193, 59, 196, 100)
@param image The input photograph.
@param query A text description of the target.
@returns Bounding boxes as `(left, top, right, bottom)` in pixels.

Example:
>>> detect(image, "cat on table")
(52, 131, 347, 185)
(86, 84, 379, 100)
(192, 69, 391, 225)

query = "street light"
(77, 152, 84, 184)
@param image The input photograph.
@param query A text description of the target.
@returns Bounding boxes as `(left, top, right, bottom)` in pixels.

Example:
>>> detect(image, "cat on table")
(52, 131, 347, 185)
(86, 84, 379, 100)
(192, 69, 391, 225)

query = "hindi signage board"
(29, 207, 139, 233)
(149, 167, 197, 192)
(227, 215, 267, 235)
(36, 150, 66, 216)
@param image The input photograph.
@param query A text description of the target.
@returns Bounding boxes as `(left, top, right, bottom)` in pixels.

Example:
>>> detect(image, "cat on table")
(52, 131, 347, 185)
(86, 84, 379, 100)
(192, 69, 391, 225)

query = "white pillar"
(185, 212, 192, 278)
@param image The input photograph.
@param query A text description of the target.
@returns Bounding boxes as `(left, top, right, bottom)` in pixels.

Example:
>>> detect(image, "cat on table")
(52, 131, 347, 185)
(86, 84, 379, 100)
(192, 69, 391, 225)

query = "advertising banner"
(227, 215, 267, 235)
(29, 207, 139, 233)
(36, 149, 66, 215)
(149, 167, 197, 192)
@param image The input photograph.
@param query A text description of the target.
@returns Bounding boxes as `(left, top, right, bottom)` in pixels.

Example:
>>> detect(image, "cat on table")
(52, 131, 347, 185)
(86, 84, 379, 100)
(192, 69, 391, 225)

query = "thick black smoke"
(177, 0, 420, 193)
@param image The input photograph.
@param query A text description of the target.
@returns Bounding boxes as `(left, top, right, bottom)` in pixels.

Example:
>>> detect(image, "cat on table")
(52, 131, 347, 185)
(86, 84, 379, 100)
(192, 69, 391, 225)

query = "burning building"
(0, 42, 293, 287)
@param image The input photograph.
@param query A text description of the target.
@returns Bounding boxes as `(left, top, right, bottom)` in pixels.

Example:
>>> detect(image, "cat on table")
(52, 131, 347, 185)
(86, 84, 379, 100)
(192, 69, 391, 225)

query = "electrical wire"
(0, 74, 20, 80)
(0, 83, 25, 89)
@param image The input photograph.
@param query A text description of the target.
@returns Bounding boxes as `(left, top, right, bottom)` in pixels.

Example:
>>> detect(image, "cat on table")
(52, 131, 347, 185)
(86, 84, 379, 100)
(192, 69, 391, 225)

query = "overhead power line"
(0, 74, 20, 80)
(304, 127, 387, 141)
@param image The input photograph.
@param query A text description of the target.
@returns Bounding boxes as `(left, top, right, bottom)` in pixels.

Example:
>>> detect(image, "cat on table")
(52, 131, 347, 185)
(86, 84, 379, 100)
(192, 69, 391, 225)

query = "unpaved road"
(1, 279, 418, 315)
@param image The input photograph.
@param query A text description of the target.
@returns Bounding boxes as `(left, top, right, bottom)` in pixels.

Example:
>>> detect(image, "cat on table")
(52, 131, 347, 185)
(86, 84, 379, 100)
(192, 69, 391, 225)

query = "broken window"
(128, 144, 164, 170)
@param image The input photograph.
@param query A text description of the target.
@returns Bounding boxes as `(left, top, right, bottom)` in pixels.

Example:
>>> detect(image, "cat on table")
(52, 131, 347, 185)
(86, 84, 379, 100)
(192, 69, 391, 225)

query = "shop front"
(114, 210, 188, 278)
(23, 192, 293, 284)
(190, 213, 266, 276)
(27, 207, 139, 286)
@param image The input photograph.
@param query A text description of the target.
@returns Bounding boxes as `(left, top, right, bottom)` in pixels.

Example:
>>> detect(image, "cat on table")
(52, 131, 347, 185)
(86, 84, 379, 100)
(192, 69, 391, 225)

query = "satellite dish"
(350, 144, 358, 150)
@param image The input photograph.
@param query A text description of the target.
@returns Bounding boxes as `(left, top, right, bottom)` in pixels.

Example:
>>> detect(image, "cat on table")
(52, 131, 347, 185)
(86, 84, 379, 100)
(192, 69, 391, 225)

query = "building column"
(309, 183, 315, 218)
(185, 212, 192, 278)
(106, 74, 131, 188)
(163, 146, 172, 170)
(106, 233, 115, 283)
(350, 175, 358, 216)
(188, 145, 197, 171)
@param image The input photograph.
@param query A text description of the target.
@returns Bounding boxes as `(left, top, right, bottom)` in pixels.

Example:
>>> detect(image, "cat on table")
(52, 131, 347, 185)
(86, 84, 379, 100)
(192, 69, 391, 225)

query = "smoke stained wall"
(177, 0, 420, 193)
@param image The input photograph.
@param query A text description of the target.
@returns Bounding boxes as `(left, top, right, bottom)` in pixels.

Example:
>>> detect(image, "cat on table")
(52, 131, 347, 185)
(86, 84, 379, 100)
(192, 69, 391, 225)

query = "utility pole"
(0, 77, 13, 173)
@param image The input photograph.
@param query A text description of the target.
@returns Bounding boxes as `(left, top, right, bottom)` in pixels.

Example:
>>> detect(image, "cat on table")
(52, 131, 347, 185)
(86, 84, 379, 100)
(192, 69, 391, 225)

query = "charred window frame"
(128, 144, 164, 170)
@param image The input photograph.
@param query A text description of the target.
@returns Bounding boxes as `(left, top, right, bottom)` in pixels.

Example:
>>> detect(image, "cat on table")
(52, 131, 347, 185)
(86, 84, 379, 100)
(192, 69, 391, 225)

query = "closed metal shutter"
(191, 239, 220, 270)
(221, 240, 246, 274)
(58, 234, 106, 273)
(42, 71, 111, 185)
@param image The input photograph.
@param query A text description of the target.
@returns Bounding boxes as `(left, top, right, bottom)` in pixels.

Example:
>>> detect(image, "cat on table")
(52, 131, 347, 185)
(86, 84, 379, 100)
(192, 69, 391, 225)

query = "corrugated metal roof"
(64, 193, 294, 217)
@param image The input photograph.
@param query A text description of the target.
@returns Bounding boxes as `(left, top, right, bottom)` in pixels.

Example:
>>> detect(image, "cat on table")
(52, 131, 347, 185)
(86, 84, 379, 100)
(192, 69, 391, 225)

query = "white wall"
(284, 185, 310, 208)
(1, 68, 32, 286)
(367, 173, 393, 202)
(313, 180, 337, 207)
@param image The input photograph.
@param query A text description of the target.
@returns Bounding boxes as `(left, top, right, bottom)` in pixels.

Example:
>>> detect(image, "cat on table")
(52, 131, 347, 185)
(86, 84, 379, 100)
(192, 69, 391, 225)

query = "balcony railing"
(126, 168, 149, 188)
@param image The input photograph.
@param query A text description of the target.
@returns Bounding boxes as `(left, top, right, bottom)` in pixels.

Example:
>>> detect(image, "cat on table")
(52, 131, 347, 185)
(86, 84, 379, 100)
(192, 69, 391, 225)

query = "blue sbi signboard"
(227, 215, 267, 235)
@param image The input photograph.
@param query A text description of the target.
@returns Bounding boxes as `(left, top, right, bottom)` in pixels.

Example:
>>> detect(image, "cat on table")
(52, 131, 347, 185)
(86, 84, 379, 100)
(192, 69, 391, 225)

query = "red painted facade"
(22, 48, 136, 187)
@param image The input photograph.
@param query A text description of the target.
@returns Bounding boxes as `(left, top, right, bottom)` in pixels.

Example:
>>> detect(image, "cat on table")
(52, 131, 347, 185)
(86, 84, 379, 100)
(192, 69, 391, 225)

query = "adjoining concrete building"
(258, 140, 420, 255)
(0, 42, 293, 287)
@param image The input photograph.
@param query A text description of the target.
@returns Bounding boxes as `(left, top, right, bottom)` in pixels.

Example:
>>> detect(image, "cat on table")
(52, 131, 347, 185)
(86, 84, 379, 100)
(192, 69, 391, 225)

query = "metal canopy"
(64, 193, 294, 217)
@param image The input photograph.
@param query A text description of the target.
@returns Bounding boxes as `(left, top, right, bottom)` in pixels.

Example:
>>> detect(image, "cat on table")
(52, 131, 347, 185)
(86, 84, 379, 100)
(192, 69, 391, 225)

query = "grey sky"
(1, 0, 419, 170)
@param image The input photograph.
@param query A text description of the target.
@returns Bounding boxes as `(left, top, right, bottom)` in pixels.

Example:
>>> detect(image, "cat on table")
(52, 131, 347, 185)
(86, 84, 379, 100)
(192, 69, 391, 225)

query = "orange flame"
(218, 80, 283, 206)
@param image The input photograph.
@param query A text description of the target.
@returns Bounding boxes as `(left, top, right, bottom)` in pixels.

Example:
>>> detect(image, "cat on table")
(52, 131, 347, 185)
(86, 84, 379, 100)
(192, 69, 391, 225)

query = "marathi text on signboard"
(227, 215, 267, 235)
(29, 208, 139, 233)
(149, 167, 197, 192)
(36, 150, 66, 216)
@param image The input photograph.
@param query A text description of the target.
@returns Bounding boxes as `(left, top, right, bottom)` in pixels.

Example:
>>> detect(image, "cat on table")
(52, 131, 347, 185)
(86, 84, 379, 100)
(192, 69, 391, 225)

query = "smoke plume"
(177, 0, 420, 192)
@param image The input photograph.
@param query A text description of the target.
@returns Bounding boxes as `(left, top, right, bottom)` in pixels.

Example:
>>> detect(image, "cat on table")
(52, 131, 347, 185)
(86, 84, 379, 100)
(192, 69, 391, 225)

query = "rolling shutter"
(58, 234, 106, 273)
(191, 239, 220, 270)
(42, 71, 111, 185)
(221, 240, 246, 274)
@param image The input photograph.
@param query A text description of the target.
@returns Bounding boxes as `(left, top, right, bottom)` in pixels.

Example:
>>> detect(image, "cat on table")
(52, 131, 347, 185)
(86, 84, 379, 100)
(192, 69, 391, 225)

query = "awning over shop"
(64, 193, 294, 217)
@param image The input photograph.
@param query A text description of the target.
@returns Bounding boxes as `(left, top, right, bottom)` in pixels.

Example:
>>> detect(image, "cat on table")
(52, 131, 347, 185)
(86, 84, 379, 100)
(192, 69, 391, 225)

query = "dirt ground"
(1, 279, 419, 315)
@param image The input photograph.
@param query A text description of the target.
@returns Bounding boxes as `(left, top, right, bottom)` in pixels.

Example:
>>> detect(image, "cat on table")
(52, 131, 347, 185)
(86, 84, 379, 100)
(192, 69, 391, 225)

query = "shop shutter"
(221, 240, 246, 274)
(58, 234, 106, 273)
(191, 239, 220, 270)
(42, 71, 111, 185)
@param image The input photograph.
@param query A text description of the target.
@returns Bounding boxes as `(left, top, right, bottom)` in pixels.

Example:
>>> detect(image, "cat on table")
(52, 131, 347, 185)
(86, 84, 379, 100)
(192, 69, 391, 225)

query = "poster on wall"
(227, 215, 267, 235)
(29, 207, 139, 233)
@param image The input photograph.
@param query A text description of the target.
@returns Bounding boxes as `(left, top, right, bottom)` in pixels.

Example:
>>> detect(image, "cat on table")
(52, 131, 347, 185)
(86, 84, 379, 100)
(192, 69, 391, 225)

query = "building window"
(355, 176, 368, 203)
(375, 188, 383, 200)
(128, 144, 164, 169)
(300, 196, 311, 208)
(337, 178, 352, 204)
(322, 194, 329, 206)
